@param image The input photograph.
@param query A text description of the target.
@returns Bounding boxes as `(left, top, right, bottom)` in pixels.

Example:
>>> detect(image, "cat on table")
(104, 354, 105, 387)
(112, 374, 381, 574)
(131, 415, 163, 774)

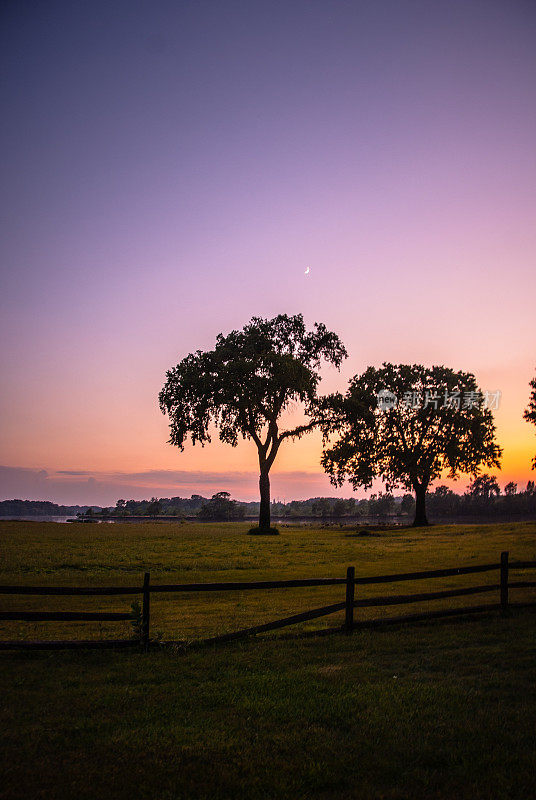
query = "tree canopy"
(198, 492, 246, 521)
(159, 314, 347, 532)
(523, 370, 536, 469)
(467, 474, 500, 498)
(146, 497, 162, 516)
(318, 363, 502, 526)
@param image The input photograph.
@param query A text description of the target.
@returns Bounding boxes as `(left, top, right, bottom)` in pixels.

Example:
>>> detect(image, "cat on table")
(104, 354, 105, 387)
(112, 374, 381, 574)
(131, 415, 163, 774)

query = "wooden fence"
(1, 551, 535, 650)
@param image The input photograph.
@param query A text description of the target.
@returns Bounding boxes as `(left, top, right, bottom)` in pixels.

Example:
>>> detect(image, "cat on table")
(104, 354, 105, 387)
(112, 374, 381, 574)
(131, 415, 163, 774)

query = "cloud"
(111, 469, 256, 486)
(0, 466, 49, 496)
(0, 465, 345, 505)
(56, 470, 91, 476)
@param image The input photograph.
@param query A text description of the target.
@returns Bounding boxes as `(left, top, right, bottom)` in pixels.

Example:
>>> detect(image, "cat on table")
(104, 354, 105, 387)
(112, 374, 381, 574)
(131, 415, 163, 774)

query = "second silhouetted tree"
(318, 363, 502, 526)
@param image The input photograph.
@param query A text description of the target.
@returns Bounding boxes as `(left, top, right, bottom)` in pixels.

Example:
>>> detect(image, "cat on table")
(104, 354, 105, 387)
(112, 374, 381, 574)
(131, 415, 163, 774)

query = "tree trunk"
(413, 483, 429, 527)
(259, 469, 271, 531)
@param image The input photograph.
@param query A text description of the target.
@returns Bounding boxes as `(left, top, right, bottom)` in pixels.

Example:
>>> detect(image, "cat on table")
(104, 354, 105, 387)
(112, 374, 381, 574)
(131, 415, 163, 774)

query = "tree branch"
(248, 426, 264, 453)
(279, 420, 318, 441)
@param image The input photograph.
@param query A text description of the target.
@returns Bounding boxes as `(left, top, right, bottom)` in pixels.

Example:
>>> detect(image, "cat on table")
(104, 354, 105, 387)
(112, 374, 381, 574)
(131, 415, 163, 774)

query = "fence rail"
(0, 586, 142, 596)
(0, 553, 535, 650)
(0, 611, 132, 622)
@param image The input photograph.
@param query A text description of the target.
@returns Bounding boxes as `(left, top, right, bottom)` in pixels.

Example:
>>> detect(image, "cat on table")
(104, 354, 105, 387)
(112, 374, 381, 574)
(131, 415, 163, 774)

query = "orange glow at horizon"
(1, 361, 534, 504)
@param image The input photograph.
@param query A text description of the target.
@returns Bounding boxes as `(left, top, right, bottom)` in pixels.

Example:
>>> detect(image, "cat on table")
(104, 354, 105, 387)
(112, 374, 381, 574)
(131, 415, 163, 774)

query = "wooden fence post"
(500, 552, 509, 614)
(345, 566, 355, 633)
(142, 572, 150, 648)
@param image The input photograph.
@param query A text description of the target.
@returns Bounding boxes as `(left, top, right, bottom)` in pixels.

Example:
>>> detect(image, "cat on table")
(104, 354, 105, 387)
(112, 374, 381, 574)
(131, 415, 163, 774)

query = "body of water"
(0, 515, 91, 523)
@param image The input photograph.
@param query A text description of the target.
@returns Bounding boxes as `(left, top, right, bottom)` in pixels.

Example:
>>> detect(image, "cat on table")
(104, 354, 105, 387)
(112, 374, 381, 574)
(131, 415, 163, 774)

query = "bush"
(247, 526, 279, 535)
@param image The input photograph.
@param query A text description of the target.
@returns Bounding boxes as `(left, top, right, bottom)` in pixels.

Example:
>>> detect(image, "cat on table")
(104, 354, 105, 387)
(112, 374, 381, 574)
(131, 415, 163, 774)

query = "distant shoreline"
(1, 513, 535, 525)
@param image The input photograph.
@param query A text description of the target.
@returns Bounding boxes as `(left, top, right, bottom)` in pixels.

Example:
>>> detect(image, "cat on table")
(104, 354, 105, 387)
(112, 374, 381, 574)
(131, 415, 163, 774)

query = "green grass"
(1, 520, 535, 799)
(1, 519, 535, 641)
(1, 611, 535, 799)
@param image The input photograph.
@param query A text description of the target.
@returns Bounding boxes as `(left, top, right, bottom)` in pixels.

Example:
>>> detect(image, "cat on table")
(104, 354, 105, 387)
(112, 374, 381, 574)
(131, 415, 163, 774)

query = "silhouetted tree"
(198, 492, 245, 521)
(331, 498, 356, 518)
(115, 499, 126, 515)
(467, 474, 500, 499)
(427, 485, 460, 517)
(159, 314, 346, 533)
(374, 492, 395, 517)
(332, 499, 347, 518)
(524, 371, 536, 469)
(501, 481, 518, 513)
(400, 493, 415, 515)
(146, 497, 162, 516)
(311, 498, 332, 518)
(319, 364, 502, 527)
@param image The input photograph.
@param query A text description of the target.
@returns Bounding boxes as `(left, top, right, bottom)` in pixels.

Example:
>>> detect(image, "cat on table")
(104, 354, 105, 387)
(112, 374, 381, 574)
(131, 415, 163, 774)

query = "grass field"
(1, 519, 535, 641)
(1, 610, 536, 799)
(1, 520, 535, 799)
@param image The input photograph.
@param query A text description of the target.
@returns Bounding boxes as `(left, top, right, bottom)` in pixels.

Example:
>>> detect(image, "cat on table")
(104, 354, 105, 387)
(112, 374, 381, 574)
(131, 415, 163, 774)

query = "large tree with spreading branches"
(159, 314, 347, 533)
(523, 370, 536, 469)
(318, 363, 502, 526)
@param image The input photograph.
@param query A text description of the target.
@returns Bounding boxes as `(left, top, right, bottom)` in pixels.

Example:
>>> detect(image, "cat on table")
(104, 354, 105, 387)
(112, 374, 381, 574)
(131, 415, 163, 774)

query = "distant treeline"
(0, 499, 95, 517)
(2, 477, 535, 521)
(79, 476, 536, 520)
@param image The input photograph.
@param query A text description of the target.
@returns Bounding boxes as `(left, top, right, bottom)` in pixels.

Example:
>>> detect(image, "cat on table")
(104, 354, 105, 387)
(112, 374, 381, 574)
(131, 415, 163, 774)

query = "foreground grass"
(1, 519, 535, 641)
(1, 521, 535, 798)
(1, 610, 535, 800)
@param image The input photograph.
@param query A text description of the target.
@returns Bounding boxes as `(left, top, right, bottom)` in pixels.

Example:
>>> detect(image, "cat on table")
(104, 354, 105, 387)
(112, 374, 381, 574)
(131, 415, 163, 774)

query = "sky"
(1, 0, 535, 505)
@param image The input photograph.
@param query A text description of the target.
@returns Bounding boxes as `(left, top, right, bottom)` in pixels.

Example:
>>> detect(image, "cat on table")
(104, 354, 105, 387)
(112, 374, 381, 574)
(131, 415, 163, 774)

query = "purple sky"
(1, 1, 535, 504)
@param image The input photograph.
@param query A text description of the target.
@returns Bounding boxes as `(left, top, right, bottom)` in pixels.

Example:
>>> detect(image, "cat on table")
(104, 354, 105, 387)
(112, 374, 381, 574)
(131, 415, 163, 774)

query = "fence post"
(142, 572, 150, 648)
(500, 552, 509, 614)
(345, 566, 355, 633)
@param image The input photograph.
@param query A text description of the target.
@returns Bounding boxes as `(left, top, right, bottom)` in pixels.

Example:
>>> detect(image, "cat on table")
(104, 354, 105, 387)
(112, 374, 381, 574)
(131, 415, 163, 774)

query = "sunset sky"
(1, 0, 535, 505)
